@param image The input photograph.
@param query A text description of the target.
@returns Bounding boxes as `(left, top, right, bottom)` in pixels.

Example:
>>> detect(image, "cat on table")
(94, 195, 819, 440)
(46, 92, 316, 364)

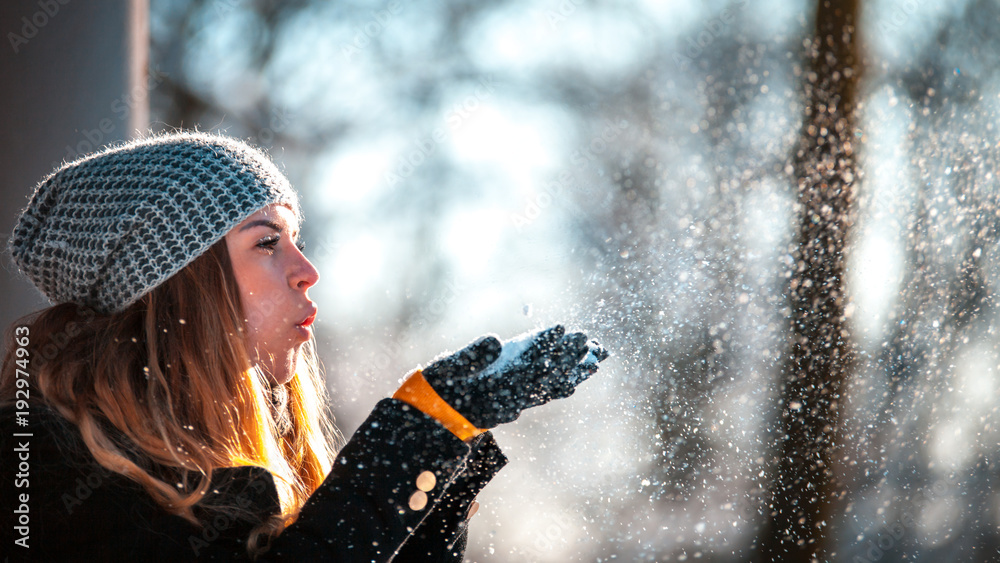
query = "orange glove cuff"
(393, 370, 486, 442)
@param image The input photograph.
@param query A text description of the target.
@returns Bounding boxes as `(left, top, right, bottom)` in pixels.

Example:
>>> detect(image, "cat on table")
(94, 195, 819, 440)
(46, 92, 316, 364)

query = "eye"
(256, 235, 280, 253)
(295, 238, 306, 252)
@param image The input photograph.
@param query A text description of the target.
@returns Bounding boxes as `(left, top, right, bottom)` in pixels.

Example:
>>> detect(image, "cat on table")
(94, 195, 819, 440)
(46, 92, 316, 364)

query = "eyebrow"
(240, 219, 281, 233)
(240, 219, 283, 233)
(239, 219, 300, 238)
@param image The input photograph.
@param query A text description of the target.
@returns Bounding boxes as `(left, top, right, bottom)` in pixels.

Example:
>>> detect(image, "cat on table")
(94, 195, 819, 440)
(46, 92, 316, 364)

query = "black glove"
(422, 325, 609, 429)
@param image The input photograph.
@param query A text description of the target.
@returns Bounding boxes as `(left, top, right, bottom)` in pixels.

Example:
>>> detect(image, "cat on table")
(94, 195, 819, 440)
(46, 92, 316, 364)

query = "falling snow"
(148, 0, 1000, 560)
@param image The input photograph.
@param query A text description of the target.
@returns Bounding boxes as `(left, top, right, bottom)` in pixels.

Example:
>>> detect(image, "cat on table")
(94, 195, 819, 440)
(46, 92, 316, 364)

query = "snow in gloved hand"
(422, 325, 610, 429)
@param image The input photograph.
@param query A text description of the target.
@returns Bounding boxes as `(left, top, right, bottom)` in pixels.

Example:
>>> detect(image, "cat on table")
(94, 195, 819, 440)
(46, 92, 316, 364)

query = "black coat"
(0, 399, 507, 562)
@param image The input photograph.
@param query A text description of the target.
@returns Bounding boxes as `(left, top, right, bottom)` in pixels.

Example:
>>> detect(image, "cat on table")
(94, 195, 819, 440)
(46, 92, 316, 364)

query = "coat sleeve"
(391, 431, 507, 562)
(256, 398, 508, 562)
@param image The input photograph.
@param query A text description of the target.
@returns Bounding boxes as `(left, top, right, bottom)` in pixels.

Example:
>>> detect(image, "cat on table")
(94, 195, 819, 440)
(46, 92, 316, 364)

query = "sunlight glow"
(313, 142, 394, 209)
(442, 206, 507, 277)
(464, 7, 648, 80)
(330, 234, 385, 300)
(448, 103, 563, 170)
(850, 233, 903, 339)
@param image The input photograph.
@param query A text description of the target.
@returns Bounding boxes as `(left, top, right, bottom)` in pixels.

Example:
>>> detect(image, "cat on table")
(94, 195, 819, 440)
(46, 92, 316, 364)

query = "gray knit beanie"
(9, 131, 300, 314)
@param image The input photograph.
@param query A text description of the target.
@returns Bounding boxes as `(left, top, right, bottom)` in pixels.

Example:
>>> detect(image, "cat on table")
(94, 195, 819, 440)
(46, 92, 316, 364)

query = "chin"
(257, 344, 301, 385)
(272, 359, 298, 385)
(255, 356, 296, 386)
(271, 369, 295, 386)
(275, 350, 302, 385)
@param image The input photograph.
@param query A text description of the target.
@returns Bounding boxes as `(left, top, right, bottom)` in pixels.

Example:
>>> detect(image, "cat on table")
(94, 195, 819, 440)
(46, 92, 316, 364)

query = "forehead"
(239, 203, 300, 231)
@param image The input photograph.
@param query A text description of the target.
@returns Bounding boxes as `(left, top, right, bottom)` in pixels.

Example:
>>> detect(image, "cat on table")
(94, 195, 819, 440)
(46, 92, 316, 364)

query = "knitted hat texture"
(10, 132, 300, 314)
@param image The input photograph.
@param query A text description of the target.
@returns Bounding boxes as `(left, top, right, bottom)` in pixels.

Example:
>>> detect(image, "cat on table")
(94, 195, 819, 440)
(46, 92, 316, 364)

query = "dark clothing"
(1, 399, 507, 561)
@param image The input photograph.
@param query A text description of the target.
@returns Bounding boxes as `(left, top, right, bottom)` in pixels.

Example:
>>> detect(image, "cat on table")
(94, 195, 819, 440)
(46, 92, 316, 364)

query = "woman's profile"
(0, 131, 607, 561)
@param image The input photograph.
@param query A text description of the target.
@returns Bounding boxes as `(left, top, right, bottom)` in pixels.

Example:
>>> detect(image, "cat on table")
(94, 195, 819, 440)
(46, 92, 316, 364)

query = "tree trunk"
(758, 1, 862, 560)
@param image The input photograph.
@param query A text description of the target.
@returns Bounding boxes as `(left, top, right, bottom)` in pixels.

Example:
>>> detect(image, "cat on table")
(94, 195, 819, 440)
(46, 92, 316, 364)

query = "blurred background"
(3, 0, 1000, 561)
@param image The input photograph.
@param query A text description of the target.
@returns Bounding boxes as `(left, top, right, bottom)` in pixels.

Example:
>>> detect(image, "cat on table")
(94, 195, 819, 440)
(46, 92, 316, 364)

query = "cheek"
(241, 293, 266, 336)
(240, 284, 289, 343)
(231, 261, 271, 333)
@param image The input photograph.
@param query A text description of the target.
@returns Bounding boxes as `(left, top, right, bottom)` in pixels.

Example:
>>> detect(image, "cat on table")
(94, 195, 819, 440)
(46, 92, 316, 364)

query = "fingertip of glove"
(461, 336, 501, 370)
(553, 385, 576, 400)
(476, 335, 503, 360)
(474, 334, 502, 349)
(592, 344, 610, 362)
(535, 325, 565, 350)
(566, 332, 588, 351)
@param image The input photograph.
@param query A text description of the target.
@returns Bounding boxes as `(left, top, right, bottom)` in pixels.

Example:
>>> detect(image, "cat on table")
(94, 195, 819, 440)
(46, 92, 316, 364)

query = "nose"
(292, 252, 320, 291)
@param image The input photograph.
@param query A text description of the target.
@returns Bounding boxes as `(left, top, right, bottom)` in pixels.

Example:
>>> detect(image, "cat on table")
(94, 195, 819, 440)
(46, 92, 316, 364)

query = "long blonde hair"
(0, 240, 340, 556)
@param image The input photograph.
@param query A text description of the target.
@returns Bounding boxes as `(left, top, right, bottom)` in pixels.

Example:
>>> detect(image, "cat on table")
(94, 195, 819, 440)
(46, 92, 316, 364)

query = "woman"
(0, 132, 606, 561)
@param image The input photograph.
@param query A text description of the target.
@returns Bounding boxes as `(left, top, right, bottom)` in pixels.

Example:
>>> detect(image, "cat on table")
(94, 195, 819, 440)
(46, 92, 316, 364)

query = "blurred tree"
(758, 0, 861, 561)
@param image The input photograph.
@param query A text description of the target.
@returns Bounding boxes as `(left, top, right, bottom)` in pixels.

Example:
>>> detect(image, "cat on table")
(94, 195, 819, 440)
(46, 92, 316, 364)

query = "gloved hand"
(422, 325, 609, 429)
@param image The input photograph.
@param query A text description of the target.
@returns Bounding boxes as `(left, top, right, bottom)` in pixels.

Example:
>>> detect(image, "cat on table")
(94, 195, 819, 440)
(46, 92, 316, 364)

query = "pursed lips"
(296, 302, 318, 328)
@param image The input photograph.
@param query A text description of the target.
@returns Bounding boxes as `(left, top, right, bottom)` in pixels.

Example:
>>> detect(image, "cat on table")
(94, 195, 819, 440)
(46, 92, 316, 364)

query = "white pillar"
(0, 0, 149, 332)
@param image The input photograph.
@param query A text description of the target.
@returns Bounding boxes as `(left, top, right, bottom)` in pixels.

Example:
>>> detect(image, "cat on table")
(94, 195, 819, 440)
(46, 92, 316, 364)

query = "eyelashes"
(256, 235, 279, 250)
(255, 235, 306, 253)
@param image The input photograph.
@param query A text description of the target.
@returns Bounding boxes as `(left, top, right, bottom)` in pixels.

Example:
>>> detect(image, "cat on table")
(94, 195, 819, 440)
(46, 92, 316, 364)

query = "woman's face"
(225, 204, 319, 385)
